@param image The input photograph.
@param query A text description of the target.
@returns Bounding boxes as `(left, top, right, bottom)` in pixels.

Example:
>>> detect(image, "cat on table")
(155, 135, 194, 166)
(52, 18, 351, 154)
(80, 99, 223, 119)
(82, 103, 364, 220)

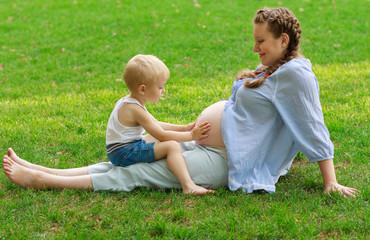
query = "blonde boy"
(106, 54, 214, 195)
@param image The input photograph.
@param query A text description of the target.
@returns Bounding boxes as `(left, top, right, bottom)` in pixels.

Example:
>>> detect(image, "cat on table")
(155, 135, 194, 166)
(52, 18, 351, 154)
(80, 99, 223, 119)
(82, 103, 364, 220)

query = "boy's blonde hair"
(123, 54, 170, 92)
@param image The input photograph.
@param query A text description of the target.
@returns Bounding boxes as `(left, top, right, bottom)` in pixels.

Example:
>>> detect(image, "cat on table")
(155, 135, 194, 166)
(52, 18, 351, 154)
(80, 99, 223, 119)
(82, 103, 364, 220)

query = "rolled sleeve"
(272, 60, 334, 162)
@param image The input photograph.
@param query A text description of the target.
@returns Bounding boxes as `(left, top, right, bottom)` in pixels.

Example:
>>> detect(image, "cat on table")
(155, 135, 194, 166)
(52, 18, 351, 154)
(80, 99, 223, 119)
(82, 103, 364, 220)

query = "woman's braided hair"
(239, 8, 302, 88)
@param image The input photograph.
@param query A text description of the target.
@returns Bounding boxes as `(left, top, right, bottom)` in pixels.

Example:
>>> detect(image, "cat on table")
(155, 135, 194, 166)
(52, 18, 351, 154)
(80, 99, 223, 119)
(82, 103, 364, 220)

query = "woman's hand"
(324, 182, 359, 197)
(318, 159, 359, 197)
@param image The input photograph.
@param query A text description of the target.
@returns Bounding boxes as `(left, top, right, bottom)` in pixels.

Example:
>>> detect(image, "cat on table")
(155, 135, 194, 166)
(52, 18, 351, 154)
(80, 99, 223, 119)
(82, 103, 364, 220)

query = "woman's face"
(253, 23, 288, 66)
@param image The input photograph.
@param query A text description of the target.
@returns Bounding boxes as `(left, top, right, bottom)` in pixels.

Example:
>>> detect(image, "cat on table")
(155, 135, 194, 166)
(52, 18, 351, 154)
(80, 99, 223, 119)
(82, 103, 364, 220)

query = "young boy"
(106, 54, 214, 195)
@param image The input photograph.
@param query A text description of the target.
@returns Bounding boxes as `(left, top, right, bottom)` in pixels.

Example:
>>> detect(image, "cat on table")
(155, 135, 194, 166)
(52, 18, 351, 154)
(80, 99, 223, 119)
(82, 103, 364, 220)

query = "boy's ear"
(137, 84, 146, 95)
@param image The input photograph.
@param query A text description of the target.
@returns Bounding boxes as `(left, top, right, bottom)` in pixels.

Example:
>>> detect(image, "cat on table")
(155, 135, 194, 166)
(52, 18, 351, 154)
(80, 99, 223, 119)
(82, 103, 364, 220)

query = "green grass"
(0, 0, 368, 239)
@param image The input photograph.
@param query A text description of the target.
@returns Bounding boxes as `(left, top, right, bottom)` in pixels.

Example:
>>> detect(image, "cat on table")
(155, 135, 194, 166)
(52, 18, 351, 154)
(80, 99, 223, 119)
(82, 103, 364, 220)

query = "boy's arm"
(143, 110, 188, 131)
(130, 104, 209, 142)
(158, 121, 195, 132)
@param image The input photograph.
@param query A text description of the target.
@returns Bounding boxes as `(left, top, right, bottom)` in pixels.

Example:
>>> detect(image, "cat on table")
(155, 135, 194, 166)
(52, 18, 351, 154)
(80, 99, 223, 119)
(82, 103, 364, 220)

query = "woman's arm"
(273, 60, 358, 196)
(318, 159, 358, 196)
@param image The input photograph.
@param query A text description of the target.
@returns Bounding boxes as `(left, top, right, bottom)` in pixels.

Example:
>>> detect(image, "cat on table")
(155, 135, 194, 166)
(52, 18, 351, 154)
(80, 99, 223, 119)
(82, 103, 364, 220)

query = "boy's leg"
(3, 156, 93, 189)
(153, 141, 214, 195)
(7, 148, 89, 176)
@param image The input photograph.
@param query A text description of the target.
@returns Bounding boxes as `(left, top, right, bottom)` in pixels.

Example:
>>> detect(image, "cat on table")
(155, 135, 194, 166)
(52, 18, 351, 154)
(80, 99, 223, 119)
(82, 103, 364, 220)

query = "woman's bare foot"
(3, 155, 44, 189)
(7, 148, 36, 169)
(183, 183, 215, 196)
(6, 148, 89, 176)
(3, 155, 93, 190)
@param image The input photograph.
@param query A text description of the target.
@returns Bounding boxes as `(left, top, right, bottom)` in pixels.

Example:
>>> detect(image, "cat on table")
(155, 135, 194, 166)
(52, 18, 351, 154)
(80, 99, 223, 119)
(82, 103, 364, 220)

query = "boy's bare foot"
(7, 148, 37, 170)
(183, 183, 215, 196)
(3, 155, 44, 189)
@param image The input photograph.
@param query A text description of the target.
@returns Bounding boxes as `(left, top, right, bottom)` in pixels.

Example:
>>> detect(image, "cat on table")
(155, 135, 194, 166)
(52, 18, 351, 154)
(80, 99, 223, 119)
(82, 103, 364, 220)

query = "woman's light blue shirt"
(221, 58, 334, 193)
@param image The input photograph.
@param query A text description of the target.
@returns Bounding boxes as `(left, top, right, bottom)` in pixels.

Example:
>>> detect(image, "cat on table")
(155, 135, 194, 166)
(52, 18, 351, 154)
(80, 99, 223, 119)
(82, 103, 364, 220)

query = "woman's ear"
(137, 84, 146, 95)
(281, 33, 290, 48)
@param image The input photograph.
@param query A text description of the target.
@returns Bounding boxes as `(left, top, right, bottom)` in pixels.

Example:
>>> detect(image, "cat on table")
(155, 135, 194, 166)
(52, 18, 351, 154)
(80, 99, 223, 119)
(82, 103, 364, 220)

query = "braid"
(235, 68, 256, 80)
(244, 8, 302, 88)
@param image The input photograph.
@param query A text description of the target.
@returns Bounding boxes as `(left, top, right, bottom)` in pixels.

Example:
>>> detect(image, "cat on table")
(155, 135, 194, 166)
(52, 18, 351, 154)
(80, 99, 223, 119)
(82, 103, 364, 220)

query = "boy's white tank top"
(106, 97, 146, 145)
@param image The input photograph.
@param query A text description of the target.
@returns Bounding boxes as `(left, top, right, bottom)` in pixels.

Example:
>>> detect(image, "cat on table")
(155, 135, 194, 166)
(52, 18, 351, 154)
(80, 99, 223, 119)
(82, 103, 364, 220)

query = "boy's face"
(145, 77, 167, 103)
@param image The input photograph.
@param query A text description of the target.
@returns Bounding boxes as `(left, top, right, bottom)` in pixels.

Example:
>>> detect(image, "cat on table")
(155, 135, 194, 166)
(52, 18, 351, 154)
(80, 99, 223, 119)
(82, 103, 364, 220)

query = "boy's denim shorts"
(106, 140, 156, 167)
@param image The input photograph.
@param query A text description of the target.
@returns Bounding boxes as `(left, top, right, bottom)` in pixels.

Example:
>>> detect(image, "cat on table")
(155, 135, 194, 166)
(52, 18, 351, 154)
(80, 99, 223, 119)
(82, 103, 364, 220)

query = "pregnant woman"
(3, 7, 357, 196)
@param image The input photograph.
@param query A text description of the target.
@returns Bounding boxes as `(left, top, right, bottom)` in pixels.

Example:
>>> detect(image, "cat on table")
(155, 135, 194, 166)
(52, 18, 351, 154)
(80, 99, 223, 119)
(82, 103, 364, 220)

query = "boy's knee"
(168, 140, 180, 148)
(166, 140, 181, 151)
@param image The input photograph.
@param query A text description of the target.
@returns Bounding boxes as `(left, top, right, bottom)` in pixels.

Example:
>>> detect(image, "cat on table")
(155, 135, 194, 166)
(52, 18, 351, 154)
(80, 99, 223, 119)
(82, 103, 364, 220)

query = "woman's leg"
(89, 144, 228, 192)
(3, 155, 93, 189)
(7, 148, 89, 176)
(3, 144, 228, 192)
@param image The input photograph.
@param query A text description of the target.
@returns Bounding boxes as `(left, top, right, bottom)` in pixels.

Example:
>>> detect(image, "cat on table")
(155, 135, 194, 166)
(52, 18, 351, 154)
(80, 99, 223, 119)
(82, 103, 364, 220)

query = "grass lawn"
(0, 0, 368, 239)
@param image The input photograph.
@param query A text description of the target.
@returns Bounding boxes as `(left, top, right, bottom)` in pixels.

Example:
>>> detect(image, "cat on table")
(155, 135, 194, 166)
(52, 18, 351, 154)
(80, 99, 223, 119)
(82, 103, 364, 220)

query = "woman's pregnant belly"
(195, 100, 226, 148)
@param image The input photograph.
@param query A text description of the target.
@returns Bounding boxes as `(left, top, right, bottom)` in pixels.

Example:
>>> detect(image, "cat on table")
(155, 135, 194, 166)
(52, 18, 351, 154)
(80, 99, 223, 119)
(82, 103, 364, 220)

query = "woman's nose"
(253, 44, 259, 52)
